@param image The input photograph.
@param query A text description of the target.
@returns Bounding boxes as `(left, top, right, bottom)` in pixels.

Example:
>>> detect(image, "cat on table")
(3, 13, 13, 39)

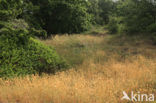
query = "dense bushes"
(0, 20, 68, 78)
(107, 17, 118, 34)
(110, 0, 156, 34)
(87, 0, 114, 25)
(24, 0, 92, 35)
(0, 0, 23, 21)
(146, 23, 156, 33)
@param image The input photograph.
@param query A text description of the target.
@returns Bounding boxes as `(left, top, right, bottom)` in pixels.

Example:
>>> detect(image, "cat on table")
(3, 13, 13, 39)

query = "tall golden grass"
(0, 34, 155, 103)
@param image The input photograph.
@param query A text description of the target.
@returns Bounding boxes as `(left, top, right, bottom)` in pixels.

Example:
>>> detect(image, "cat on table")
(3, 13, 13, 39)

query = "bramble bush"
(0, 19, 68, 78)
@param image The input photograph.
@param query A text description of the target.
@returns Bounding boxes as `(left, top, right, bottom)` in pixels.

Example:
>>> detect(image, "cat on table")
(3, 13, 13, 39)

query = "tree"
(87, 0, 102, 24)
(27, 0, 92, 35)
(87, 0, 114, 25)
(116, 0, 156, 33)
(0, 0, 23, 21)
(98, 0, 114, 24)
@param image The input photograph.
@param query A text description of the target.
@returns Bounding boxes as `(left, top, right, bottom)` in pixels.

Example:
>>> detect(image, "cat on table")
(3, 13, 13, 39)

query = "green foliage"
(0, 0, 23, 21)
(0, 20, 68, 78)
(87, 0, 114, 25)
(20, 1, 47, 38)
(114, 0, 156, 34)
(98, 0, 114, 24)
(151, 33, 156, 44)
(107, 17, 118, 34)
(0, 0, 46, 38)
(146, 23, 156, 33)
(26, 0, 92, 35)
(153, 35, 156, 44)
(87, 0, 102, 24)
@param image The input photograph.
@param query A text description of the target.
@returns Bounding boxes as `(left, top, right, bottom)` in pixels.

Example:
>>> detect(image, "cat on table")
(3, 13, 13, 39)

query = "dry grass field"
(0, 33, 156, 103)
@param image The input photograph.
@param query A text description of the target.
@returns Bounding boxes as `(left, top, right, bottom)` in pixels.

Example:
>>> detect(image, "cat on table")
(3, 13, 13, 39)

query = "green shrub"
(115, 0, 156, 34)
(107, 17, 118, 34)
(27, 0, 92, 35)
(0, 0, 23, 21)
(146, 23, 156, 33)
(0, 20, 68, 78)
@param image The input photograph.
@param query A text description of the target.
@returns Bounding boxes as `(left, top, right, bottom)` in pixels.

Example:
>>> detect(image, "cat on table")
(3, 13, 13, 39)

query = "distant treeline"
(1, 0, 156, 37)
